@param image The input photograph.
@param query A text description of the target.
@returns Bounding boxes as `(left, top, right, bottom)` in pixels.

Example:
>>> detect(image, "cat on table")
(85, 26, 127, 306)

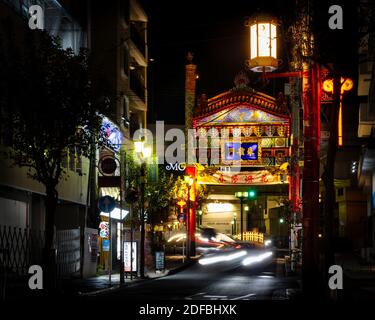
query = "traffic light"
(248, 189, 257, 199)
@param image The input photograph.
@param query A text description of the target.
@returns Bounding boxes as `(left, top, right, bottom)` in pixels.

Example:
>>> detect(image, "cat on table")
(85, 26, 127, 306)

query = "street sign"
(102, 239, 110, 251)
(177, 213, 186, 223)
(98, 195, 116, 213)
(99, 221, 109, 238)
(98, 156, 118, 176)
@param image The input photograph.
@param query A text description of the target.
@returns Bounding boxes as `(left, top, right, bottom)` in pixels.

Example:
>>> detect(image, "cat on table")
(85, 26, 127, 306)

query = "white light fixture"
(134, 140, 144, 153)
(100, 208, 129, 220)
(142, 146, 152, 159)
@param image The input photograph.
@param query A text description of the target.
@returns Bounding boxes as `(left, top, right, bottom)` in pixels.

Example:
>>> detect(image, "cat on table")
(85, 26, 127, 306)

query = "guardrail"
(233, 231, 264, 244)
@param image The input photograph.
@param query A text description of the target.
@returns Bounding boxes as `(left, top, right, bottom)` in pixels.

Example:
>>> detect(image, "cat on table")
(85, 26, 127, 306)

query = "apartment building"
(357, 0, 375, 260)
(0, 0, 148, 275)
(0, 0, 89, 232)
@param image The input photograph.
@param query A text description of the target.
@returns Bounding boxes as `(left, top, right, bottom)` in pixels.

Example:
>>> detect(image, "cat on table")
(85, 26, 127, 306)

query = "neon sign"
(101, 117, 123, 152)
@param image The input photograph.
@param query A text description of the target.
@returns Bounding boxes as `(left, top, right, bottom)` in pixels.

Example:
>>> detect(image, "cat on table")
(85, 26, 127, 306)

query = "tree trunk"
(42, 186, 58, 292)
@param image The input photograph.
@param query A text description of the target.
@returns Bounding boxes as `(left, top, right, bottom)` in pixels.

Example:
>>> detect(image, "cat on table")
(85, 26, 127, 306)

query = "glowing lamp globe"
(247, 16, 279, 72)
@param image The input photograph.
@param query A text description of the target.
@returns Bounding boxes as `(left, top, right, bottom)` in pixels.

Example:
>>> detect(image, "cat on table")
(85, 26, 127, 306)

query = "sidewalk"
(62, 254, 200, 296)
(335, 253, 375, 300)
(1, 254, 199, 300)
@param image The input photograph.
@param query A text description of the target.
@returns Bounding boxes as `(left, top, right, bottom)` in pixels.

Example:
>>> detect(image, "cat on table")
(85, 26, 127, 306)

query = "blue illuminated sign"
(225, 142, 258, 161)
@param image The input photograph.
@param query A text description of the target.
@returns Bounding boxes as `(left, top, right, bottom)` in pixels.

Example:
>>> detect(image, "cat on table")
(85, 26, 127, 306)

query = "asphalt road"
(95, 248, 301, 300)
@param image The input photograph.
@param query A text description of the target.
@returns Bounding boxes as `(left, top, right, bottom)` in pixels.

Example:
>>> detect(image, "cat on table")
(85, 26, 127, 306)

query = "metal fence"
(56, 229, 81, 278)
(0, 225, 44, 277)
(0, 225, 81, 279)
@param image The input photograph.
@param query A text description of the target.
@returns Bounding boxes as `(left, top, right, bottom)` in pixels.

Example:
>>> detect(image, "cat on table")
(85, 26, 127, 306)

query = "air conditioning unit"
(358, 73, 372, 96)
(358, 102, 375, 137)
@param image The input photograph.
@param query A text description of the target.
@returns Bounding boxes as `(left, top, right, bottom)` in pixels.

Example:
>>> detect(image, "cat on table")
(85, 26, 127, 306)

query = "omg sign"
(165, 162, 186, 172)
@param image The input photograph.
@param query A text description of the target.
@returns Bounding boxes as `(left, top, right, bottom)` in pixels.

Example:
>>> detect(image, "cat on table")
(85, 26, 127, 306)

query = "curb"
(78, 258, 199, 297)
(167, 258, 198, 276)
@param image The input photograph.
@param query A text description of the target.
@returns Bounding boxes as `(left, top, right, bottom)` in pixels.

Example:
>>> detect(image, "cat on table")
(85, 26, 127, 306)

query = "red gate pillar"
(302, 62, 321, 295)
(185, 166, 196, 257)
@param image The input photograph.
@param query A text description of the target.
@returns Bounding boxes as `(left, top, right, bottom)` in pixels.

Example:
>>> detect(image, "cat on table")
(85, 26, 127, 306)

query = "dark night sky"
(141, 0, 360, 137)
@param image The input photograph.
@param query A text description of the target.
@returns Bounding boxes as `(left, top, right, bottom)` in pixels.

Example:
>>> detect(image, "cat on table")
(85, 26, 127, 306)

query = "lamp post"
(197, 209, 203, 228)
(246, 14, 322, 295)
(235, 191, 248, 240)
(184, 175, 194, 259)
(233, 212, 237, 235)
(134, 139, 151, 278)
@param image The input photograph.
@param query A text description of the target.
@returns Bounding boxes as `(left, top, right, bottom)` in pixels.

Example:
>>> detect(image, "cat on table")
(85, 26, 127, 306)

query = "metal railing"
(0, 225, 44, 276)
(56, 229, 81, 278)
(0, 225, 82, 298)
(233, 231, 264, 244)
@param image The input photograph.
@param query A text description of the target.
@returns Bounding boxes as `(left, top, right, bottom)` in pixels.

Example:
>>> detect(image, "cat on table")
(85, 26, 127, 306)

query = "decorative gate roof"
(194, 88, 289, 121)
(194, 104, 289, 128)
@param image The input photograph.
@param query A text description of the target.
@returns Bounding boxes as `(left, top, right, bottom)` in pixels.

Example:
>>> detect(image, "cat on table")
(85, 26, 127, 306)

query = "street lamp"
(246, 16, 279, 72)
(184, 175, 194, 259)
(235, 191, 248, 240)
(134, 139, 151, 278)
(197, 209, 203, 228)
(246, 13, 320, 296)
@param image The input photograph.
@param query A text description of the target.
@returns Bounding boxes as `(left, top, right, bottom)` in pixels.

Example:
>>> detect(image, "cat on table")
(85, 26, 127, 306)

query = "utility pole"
(140, 163, 146, 278)
(302, 62, 321, 297)
(322, 73, 341, 297)
(120, 149, 124, 284)
(240, 198, 244, 240)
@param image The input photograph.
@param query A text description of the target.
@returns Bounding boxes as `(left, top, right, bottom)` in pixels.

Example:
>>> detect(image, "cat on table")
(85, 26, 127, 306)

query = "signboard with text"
(155, 251, 165, 271)
(124, 241, 137, 272)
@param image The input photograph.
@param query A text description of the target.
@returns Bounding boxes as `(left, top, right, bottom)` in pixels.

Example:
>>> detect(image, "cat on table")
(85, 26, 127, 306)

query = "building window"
(123, 47, 129, 76)
(123, 96, 130, 127)
(69, 147, 75, 171)
(338, 188, 344, 197)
